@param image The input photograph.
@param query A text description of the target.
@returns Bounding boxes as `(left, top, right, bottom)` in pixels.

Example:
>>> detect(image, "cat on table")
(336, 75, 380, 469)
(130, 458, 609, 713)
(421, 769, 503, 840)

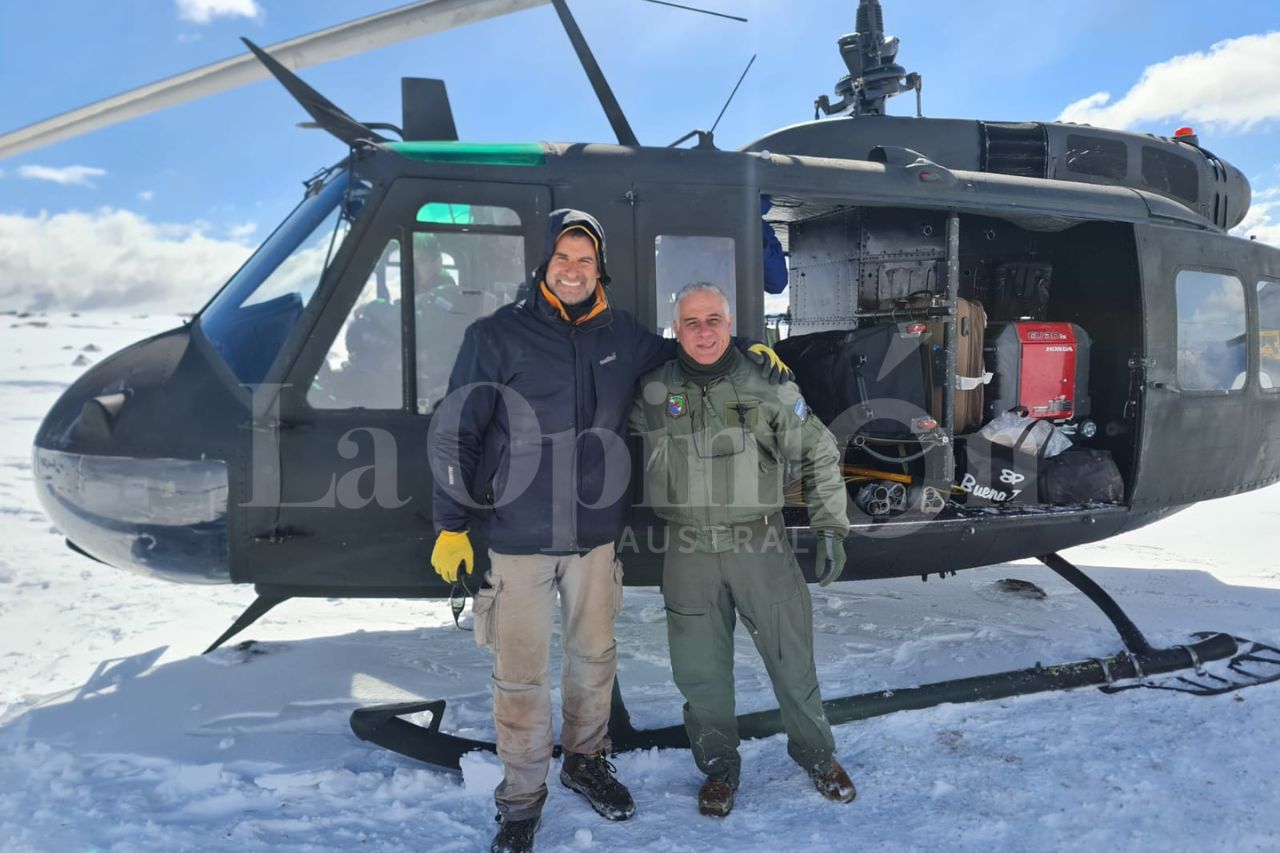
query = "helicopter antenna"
(550, 0, 640, 146)
(667, 53, 754, 149)
(709, 53, 757, 136)
(242, 39, 386, 148)
(637, 0, 747, 23)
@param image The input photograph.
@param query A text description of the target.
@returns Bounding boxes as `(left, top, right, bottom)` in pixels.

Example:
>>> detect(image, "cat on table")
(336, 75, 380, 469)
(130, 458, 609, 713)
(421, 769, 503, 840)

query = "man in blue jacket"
(428, 209, 788, 853)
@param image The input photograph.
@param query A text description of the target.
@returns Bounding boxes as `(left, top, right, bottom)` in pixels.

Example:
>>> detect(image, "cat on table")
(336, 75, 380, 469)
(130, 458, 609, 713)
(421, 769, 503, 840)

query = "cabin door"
(238, 177, 550, 592)
(1130, 222, 1278, 508)
(612, 182, 759, 580)
(631, 182, 760, 337)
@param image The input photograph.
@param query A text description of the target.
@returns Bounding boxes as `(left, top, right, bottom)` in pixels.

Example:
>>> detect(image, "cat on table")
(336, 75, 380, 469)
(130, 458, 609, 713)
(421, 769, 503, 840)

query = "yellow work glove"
(746, 343, 794, 385)
(431, 530, 474, 583)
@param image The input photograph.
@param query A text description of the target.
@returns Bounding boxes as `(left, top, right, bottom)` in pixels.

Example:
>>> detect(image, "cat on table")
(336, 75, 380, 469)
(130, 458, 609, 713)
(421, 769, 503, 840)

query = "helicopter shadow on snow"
(5, 562, 1280, 773)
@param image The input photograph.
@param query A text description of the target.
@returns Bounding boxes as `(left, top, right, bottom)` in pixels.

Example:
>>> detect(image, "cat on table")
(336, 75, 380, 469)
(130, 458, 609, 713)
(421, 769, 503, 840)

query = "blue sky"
(1, 0, 1279, 310)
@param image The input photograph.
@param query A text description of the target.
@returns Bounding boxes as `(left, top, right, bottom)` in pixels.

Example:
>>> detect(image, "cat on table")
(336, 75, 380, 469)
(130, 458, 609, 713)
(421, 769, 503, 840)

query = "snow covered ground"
(2, 313, 1279, 853)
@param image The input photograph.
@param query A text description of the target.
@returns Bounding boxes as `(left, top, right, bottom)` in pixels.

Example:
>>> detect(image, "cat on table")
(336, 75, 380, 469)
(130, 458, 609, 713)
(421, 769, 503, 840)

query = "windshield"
(198, 169, 369, 385)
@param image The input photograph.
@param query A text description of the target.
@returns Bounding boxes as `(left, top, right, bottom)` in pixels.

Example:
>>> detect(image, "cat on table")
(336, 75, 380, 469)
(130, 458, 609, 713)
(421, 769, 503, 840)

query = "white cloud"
(1058, 32, 1280, 132)
(0, 208, 252, 312)
(228, 221, 258, 243)
(138, 190, 154, 202)
(175, 0, 261, 25)
(18, 165, 107, 187)
(1233, 186, 1280, 249)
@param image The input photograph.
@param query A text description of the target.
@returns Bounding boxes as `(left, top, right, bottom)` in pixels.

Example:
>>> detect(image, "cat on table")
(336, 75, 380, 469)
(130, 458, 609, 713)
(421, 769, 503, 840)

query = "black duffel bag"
(957, 428, 1044, 506)
(1038, 448, 1124, 504)
(774, 324, 930, 441)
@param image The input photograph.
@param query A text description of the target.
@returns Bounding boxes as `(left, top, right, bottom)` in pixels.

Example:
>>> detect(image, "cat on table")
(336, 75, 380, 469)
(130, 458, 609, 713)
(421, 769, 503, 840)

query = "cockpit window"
(308, 239, 404, 410)
(198, 170, 370, 385)
(413, 203, 525, 414)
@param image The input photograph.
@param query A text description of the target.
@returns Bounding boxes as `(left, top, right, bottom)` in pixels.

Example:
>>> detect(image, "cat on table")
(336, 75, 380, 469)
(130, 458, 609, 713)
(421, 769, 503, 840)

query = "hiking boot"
(697, 775, 736, 817)
(491, 814, 540, 853)
(809, 757, 857, 803)
(560, 751, 636, 821)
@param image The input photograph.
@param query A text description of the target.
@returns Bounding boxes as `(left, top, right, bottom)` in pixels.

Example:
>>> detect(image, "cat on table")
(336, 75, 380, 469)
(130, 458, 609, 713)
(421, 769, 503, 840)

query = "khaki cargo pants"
(662, 516, 834, 788)
(472, 542, 623, 820)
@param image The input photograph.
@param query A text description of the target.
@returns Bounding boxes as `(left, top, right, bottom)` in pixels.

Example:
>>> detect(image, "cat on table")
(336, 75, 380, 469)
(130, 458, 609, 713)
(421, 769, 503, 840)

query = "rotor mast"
(815, 0, 921, 118)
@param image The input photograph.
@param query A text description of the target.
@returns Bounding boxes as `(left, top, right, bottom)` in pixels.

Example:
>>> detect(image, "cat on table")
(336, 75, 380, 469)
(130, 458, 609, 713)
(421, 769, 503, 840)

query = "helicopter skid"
(348, 552, 1280, 772)
(1099, 633, 1280, 697)
(348, 630, 1277, 774)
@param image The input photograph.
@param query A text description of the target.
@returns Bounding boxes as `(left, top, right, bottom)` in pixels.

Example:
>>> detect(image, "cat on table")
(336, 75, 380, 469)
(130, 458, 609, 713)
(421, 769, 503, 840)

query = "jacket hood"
(538, 208, 610, 285)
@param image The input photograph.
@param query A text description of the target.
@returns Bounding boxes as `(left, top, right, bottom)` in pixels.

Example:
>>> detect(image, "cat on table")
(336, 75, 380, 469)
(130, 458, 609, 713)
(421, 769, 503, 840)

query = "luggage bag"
(956, 419, 1048, 506)
(1038, 448, 1124, 504)
(774, 324, 932, 443)
(923, 297, 989, 433)
(973, 260, 1052, 320)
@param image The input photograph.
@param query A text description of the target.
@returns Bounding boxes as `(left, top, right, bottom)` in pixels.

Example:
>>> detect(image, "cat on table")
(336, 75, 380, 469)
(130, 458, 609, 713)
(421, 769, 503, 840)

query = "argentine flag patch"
(794, 397, 810, 422)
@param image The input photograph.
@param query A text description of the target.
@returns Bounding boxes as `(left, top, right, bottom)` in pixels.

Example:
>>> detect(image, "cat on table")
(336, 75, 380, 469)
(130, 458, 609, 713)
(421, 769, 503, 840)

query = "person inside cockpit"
(414, 233, 468, 411)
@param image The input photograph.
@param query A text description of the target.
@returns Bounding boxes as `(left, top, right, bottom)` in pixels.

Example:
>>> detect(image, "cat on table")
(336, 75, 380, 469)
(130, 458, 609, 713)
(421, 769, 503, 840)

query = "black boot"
(491, 814, 540, 853)
(560, 751, 636, 821)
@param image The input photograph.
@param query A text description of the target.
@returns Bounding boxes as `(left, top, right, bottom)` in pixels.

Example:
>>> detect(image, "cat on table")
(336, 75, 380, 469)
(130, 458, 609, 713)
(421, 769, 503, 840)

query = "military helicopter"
(8, 0, 1280, 769)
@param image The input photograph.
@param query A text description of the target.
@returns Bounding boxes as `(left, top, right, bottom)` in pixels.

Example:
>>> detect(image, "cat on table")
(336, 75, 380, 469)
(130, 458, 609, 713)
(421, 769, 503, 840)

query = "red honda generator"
(983, 321, 1093, 430)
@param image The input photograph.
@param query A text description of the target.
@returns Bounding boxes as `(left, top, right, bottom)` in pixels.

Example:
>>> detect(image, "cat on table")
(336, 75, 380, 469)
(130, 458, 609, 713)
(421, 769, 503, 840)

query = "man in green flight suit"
(629, 281, 857, 817)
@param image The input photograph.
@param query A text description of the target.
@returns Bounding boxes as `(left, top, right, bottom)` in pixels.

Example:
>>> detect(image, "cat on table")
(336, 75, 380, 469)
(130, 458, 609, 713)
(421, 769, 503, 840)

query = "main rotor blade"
(550, 0, 639, 147)
(0, 0, 548, 160)
(242, 39, 386, 148)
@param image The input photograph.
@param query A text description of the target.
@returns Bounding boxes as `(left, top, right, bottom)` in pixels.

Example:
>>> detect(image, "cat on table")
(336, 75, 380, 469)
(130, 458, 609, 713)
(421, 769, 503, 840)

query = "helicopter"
(7, 0, 1280, 769)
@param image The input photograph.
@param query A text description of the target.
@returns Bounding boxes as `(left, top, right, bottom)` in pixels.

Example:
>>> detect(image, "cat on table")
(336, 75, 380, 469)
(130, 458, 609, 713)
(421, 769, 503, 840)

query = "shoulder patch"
(794, 396, 810, 422)
(666, 393, 688, 418)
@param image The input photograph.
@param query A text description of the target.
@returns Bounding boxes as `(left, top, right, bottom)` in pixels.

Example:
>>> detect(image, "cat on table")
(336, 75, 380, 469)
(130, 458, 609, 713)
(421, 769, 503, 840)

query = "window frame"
(410, 202, 528, 415)
(279, 176, 550, 418)
(306, 237, 407, 411)
(652, 234, 740, 339)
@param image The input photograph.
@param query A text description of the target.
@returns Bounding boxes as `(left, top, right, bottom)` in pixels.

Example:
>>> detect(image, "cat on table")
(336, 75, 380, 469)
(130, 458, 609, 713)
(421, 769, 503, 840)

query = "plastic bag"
(977, 409, 1071, 459)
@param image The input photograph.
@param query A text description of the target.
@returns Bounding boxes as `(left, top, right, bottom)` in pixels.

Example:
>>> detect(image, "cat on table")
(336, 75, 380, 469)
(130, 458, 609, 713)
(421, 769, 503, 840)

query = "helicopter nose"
(31, 324, 245, 583)
(32, 446, 231, 582)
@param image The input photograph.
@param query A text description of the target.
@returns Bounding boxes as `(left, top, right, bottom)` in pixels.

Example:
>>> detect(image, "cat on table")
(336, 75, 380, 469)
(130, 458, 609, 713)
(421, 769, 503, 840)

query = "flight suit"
(629, 348, 850, 787)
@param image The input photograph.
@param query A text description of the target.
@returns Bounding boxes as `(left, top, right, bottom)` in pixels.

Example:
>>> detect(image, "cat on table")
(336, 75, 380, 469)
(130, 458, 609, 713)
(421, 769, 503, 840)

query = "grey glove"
(815, 530, 847, 586)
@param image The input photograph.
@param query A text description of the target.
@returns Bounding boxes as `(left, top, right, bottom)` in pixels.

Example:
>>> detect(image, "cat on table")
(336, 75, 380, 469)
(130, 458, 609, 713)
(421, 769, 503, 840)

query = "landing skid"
(202, 593, 289, 655)
(349, 551, 1280, 772)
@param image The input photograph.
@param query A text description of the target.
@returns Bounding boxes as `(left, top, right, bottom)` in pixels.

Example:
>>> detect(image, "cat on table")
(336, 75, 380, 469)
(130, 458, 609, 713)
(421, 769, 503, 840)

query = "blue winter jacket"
(430, 210, 673, 554)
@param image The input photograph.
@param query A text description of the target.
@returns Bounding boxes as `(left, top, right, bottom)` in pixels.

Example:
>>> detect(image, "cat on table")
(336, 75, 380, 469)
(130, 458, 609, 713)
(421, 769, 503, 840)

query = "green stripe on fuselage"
(387, 141, 546, 167)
